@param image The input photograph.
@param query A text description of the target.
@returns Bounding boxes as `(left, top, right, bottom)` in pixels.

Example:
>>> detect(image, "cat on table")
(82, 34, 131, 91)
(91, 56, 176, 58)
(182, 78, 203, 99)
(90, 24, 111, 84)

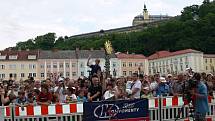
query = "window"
(122, 62, 126, 67)
(28, 55, 36, 60)
(53, 63, 57, 68)
(29, 64, 36, 69)
(139, 63, 143, 66)
(0, 74, 5, 78)
(21, 73, 25, 77)
(185, 56, 188, 62)
(41, 73, 44, 78)
(112, 62, 116, 67)
(180, 65, 183, 71)
(81, 72, 84, 76)
(72, 72, 77, 76)
(186, 65, 189, 68)
(0, 65, 5, 69)
(180, 58, 183, 62)
(129, 62, 132, 67)
(149, 69, 151, 74)
(9, 73, 16, 78)
(135, 71, 138, 74)
(9, 55, 17, 60)
(205, 59, 207, 63)
(21, 64, 24, 69)
(66, 63, 70, 68)
(33, 73, 36, 77)
(206, 66, 208, 70)
(80, 63, 84, 68)
(129, 71, 132, 76)
(40, 64, 44, 68)
(47, 64, 51, 68)
(66, 72, 70, 77)
(72, 63, 76, 67)
(59, 63, 64, 68)
(123, 71, 126, 76)
(210, 59, 212, 63)
(29, 73, 32, 77)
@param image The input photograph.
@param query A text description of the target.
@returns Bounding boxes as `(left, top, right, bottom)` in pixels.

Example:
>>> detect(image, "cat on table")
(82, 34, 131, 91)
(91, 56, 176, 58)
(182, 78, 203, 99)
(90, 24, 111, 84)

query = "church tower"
(143, 4, 149, 20)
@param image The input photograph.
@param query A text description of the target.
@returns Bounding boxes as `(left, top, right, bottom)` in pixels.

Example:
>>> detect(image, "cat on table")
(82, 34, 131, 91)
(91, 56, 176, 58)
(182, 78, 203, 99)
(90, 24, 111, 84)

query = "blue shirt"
(195, 81, 209, 114)
(77, 96, 87, 102)
(156, 83, 169, 96)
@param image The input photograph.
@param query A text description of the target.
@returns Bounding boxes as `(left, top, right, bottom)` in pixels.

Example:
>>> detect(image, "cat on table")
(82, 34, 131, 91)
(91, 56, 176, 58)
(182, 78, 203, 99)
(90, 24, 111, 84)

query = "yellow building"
(203, 54, 215, 73)
(0, 50, 38, 81)
(116, 52, 148, 76)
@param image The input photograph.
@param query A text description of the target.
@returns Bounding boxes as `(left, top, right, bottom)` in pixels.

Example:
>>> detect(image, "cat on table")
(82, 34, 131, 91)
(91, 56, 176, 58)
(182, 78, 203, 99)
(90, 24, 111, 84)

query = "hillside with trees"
(14, 1, 215, 56)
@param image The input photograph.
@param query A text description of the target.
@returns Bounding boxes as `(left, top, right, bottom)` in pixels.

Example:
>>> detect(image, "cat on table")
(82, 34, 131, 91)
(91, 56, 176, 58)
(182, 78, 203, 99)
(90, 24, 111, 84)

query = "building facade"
(132, 4, 172, 26)
(38, 50, 78, 80)
(116, 53, 148, 76)
(148, 49, 204, 75)
(0, 50, 38, 81)
(203, 54, 215, 73)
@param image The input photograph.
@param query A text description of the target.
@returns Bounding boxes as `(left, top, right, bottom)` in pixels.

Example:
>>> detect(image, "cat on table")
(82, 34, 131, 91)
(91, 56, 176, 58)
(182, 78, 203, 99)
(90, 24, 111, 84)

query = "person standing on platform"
(87, 55, 102, 79)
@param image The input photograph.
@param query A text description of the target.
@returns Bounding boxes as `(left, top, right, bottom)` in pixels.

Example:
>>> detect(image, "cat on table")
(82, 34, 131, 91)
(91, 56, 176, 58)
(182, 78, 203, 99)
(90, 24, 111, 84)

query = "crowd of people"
(0, 71, 214, 106)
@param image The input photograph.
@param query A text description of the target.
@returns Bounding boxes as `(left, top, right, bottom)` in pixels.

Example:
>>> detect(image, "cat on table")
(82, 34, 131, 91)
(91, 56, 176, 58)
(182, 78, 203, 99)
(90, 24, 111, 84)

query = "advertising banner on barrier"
(83, 99, 149, 121)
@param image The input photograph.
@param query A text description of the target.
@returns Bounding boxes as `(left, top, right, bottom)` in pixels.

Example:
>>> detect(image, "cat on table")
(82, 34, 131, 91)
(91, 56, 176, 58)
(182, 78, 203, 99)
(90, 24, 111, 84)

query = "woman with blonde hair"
(114, 78, 126, 100)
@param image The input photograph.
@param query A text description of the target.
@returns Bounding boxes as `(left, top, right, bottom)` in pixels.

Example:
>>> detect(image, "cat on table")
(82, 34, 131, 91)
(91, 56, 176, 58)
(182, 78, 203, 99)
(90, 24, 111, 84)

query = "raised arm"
(87, 55, 92, 67)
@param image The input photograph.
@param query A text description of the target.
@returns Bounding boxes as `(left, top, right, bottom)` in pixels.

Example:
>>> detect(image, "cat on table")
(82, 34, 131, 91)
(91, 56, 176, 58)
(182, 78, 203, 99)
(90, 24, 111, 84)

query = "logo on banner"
(94, 104, 119, 119)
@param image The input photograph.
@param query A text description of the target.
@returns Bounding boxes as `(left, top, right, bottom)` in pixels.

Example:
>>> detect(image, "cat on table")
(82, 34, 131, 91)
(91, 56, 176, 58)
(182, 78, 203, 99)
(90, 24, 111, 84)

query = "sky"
(0, 0, 203, 50)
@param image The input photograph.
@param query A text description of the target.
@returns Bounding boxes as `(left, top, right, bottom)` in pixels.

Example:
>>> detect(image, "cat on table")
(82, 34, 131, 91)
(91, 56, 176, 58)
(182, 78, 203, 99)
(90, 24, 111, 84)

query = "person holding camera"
(191, 73, 209, 121)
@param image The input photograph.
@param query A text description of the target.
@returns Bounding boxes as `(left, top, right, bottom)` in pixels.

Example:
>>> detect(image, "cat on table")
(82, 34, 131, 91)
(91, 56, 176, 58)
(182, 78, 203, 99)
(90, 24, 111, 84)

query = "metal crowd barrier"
(1, 96, 215, 121)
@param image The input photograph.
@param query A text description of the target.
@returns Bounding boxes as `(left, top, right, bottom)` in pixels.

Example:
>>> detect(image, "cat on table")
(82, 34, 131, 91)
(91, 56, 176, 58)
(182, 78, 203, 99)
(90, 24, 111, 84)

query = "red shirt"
(37, 92, 52, 102)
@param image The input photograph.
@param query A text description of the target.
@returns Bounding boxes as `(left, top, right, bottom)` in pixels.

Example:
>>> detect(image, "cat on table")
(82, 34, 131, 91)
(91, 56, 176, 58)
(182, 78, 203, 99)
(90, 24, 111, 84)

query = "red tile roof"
(204, 54, 215, 58)
(0, 50, 38, 61)
(148, 49, 202, 60)
(116, 53, 146, 59)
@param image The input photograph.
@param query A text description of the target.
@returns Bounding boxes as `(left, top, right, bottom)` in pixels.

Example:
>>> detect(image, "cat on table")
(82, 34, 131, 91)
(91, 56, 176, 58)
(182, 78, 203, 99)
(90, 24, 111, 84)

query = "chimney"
(76, 48, 79, 51)
(90, 48, 94, 51)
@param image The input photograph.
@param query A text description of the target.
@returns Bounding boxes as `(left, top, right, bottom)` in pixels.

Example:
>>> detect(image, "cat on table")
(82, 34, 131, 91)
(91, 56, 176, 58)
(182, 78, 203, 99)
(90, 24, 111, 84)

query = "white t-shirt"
(131, 80, 142, 99)
(54, 87, 66, 103)
(103, 90, 115, 100)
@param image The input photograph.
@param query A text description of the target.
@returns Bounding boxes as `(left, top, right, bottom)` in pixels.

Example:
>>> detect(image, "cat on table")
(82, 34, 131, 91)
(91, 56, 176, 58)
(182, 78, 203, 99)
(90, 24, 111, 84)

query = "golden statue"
(104, 40, 113, 55)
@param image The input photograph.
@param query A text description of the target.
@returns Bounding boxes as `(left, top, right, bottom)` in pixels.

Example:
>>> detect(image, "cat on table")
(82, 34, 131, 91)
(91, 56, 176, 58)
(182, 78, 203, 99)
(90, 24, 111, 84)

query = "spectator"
(114, 78, 126, 100)
(34, 80, 41, 91)
(0, 86, 10, 106)
(131, 73, 141, 99)
(206, 73, 214, 97)
(87, 55, 101, 78)
(37, 84, 52, 105)
(87, 75, 102, 102)
(77, 90, 87, 102)
(172, 73, 184, 96)
(141, 86, 153, 99)
(27, 92, 36, 105)
(150, 75, 158, 96)
(15, 91, 28, 107)
(54, 79, 66, 103)
(65, 87, 77, 103)
(156, 77, 169, 97)
(191, 73, 209, 121)
(103, 83, 115, 100)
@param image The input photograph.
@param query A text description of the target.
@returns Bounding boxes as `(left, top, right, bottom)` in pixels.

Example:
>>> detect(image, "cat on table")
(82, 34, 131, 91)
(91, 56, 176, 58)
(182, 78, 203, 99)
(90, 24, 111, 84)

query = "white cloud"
(0, 0, 203, 50)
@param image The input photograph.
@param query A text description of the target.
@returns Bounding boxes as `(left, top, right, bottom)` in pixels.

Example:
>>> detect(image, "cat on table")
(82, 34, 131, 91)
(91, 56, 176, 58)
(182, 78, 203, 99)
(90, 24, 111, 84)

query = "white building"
(148, 49, 204, 75)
